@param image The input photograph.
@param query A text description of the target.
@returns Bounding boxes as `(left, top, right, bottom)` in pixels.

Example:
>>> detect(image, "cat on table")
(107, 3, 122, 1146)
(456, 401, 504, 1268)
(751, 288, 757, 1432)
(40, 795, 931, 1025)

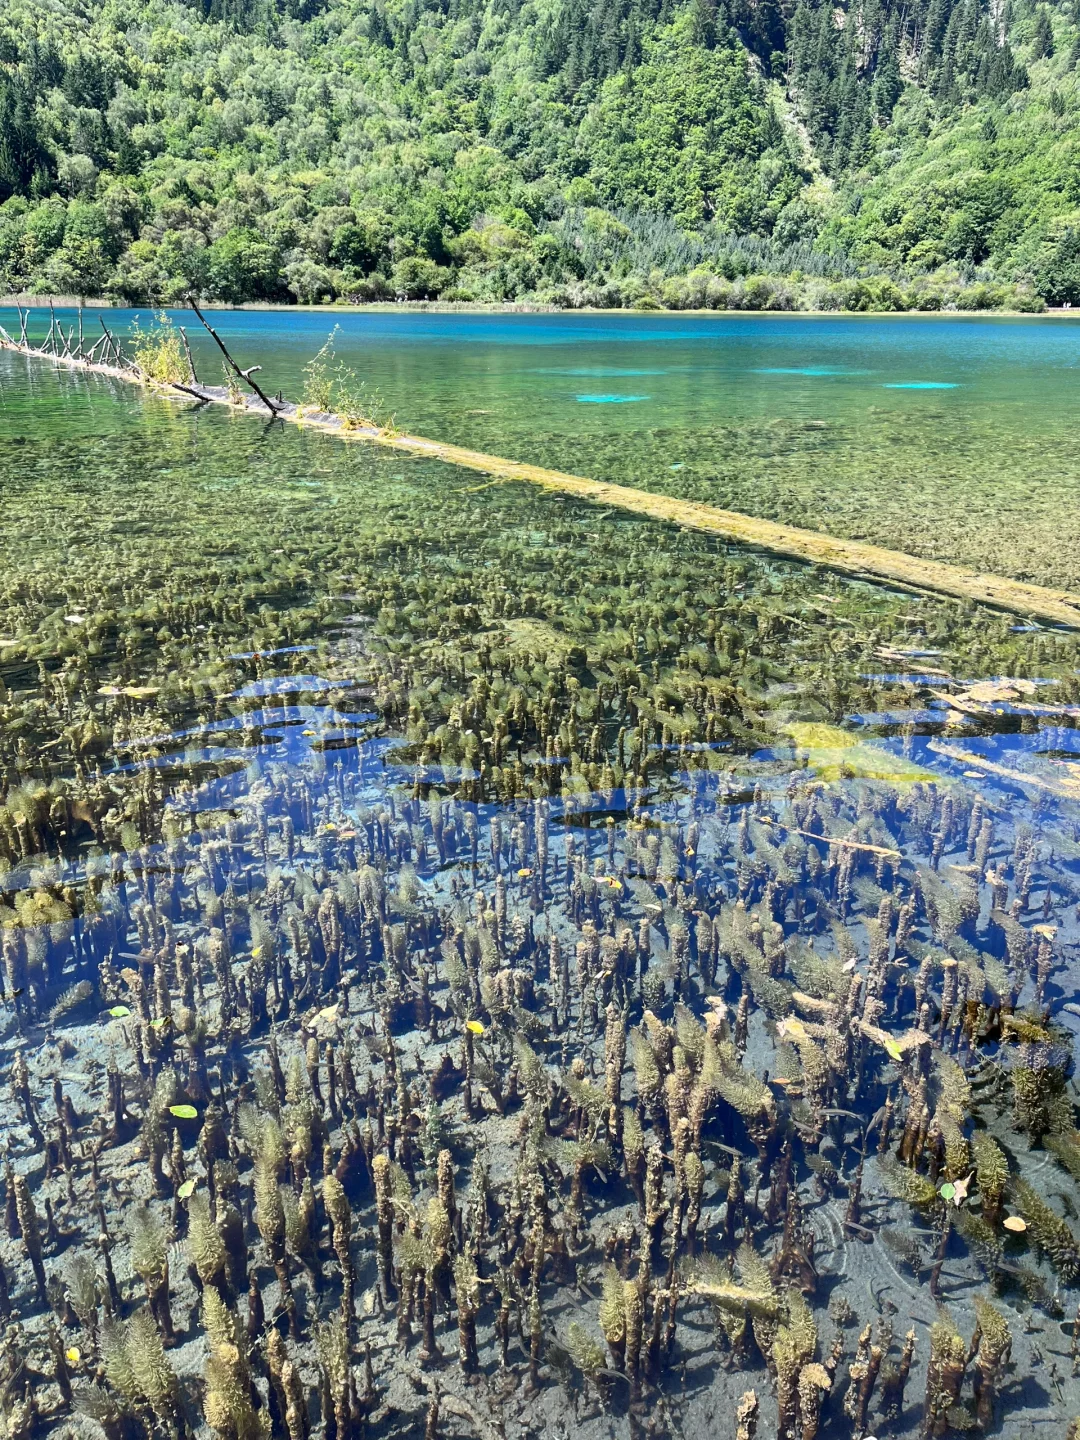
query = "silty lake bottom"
(3, 329, 1080, 1440)
(7, 306, 1080, 589)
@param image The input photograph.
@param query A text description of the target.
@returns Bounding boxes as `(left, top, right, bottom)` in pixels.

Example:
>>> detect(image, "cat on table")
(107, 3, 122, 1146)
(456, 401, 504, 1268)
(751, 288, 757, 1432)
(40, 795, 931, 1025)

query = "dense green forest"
(1, 0, 1078, 308)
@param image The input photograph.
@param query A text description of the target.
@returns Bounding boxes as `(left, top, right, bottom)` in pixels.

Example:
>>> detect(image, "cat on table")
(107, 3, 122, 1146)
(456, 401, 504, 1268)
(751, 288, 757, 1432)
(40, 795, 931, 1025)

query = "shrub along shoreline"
(0, 287, 1052, 317)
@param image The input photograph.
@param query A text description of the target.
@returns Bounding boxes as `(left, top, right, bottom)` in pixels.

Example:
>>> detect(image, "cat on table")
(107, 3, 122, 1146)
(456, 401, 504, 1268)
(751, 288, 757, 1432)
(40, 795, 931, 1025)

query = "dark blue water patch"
(903, 730, 1080, 787)
(1038, 728, 1080, 757)
(10, 307, 1080, 379)
(576, 393, 650, 404)
(231, 675, 353, 698)
(883, 382, 958, 390)
(112, 703, 378, 755)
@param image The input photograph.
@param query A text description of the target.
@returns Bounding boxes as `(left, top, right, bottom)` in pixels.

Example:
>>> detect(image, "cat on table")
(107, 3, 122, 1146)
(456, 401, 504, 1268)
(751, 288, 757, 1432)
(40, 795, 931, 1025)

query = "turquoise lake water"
(5, 307, 1080, 588)
(3, 313, 1080, 1437)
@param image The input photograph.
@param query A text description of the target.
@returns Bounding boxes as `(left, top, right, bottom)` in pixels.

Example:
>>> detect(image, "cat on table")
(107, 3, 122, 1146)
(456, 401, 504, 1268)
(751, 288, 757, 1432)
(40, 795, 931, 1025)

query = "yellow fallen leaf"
(65, 1348, 80, 1364)
(1003, 1215, 1027, 1233)
(776, 1016, 809, 1041)
(466, 1019, 485, 1035)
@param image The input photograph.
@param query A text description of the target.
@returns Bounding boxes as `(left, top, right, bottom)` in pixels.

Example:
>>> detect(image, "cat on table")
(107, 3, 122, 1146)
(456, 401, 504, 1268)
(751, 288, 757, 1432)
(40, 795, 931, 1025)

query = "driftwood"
(187, 298, 279, 413)
(178, 325, 198, 384)
(4, 304, 1080, 629)
(98, 316, 130, 370)
(1, 306, 132, 372)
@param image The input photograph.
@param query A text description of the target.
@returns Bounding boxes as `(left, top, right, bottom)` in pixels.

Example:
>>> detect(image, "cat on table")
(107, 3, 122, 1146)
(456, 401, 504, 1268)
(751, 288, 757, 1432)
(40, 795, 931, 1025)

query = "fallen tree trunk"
(3, 318, 1080, 629)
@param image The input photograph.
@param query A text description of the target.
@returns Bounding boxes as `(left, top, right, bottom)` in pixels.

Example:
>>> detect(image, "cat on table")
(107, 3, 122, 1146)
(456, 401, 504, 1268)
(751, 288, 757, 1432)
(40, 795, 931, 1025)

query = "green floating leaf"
(884, 1038, 904, 1063)
(108, 1005, 131, 1018)
(169, 1104, 198, 1120)
(177, 1178, 196, 1199)
(939, 1182, 956, 1201)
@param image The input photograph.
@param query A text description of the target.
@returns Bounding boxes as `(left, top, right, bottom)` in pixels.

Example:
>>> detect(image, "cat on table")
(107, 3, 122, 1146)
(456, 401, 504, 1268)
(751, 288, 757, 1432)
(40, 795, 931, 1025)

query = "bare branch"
(186, 297, 280, 414)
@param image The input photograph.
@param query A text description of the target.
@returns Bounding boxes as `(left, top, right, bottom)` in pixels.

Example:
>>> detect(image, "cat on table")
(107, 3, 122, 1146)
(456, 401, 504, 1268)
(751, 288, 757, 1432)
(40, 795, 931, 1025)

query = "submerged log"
(3, 315, 1080, 628)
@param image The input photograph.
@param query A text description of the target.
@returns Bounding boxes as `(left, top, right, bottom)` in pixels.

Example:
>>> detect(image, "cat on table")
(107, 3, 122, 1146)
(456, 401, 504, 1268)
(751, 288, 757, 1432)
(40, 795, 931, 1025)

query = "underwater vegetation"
(405, 390, 1080, 597)
(7, 311, 1080, 629)
(3, 352, 1080, 1440)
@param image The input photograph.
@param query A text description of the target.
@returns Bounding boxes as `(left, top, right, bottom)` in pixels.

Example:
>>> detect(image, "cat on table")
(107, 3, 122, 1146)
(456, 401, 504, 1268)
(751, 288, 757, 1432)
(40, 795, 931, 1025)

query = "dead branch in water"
(178, 325, 198, 384)
(97, 317, 127, 369)
(187, 298, 279, 413)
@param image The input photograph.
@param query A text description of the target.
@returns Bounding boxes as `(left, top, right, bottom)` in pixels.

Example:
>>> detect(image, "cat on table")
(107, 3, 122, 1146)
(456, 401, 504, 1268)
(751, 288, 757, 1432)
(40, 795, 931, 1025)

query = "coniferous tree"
(1031, 5, 1054, 56)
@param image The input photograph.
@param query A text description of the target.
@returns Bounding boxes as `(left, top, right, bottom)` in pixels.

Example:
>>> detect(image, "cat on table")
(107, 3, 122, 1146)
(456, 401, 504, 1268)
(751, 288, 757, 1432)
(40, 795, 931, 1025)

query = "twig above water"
(186, 297, 280, 414)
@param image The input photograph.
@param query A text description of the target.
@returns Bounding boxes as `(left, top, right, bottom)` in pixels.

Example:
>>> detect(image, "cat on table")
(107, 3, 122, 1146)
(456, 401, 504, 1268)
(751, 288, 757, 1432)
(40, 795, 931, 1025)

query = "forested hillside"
(1, 0, 1078, 308)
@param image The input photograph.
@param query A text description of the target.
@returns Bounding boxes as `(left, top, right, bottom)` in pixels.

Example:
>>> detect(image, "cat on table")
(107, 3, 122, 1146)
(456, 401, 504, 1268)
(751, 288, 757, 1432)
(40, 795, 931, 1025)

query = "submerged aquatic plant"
(0, 352, 1078, 1440)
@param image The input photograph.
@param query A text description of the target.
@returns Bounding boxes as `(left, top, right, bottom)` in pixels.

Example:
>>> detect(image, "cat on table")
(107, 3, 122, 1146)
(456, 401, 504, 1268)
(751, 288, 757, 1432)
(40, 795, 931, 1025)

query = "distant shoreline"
(0, 294, 1074, 319)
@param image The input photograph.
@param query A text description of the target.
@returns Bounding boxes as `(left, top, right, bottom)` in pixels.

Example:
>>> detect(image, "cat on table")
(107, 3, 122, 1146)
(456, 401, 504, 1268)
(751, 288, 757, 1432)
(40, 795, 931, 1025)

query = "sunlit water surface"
(2, 338, 1080, 1436)
(6, 307, 1079, 587)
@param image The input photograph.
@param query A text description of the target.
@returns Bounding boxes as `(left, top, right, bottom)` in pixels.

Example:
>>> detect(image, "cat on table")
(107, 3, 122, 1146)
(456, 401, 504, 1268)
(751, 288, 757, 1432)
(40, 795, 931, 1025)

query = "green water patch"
(536, 367, 666, 376)
(9, 308, 1080, 589)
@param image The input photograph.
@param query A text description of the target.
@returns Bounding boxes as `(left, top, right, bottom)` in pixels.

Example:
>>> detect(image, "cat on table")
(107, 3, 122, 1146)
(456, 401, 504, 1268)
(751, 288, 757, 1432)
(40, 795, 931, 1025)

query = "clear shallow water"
(6, 307, 1080, 588)
(3, 346, 1080, 1437)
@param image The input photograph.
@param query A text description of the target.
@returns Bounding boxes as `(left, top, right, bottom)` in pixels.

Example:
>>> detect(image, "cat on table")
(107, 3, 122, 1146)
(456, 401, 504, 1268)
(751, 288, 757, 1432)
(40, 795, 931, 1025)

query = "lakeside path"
(6, 332, 1080, 629)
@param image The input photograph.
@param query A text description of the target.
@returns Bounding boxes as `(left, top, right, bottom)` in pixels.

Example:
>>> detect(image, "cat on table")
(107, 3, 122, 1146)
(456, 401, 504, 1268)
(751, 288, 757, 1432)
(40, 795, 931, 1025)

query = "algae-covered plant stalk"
(0, 334, 1080, 1440)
